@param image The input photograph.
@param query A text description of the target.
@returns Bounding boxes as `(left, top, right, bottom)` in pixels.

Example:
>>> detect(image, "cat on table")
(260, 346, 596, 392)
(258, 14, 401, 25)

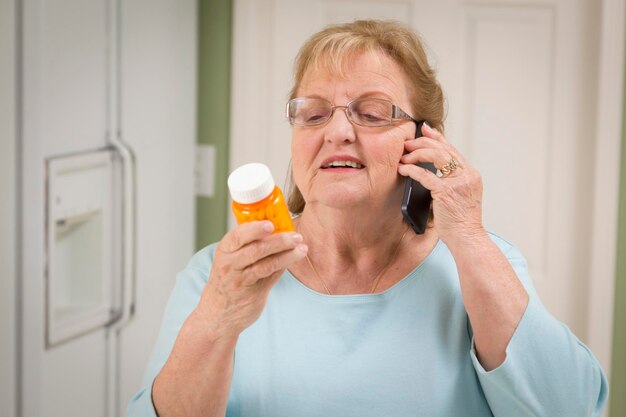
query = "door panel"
(21, 0, 112, 416)
(20, 0, 197, 415)
(231, 0, 600, 339)
(116, 0, 197, 413)
(40, 0, 109, 156)
(42, 332, 107, 417)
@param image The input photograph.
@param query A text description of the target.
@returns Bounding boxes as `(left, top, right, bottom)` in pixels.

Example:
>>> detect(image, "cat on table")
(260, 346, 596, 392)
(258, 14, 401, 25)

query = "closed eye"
(306, 114, 326, 122)
(358, 112, 385, 122)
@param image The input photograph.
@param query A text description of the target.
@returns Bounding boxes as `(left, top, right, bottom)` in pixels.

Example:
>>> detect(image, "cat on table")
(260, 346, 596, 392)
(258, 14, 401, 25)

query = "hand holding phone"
(401, 121, 437, 234)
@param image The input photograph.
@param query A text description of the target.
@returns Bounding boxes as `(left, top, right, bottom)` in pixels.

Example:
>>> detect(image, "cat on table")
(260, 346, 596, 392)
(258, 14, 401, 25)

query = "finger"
(232, 231, 304, 270)
(219, 221, 275, 253)
(257, 268, 285, 294)
(398, 163, 441, 191)
(400, 147, 454, 169)
(404, 137, 442, 152)
(405, 138, 468, 169)
(421, 124, 470, 165)
(242, 244, 309, 285)
(258, 243, 309, 291)
(422, 122, 448, 144)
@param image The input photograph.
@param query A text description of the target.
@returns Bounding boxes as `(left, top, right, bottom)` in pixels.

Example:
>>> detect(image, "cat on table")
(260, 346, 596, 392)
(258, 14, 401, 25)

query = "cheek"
(291, 132, 318, 182)
(374, 130, 407, 171)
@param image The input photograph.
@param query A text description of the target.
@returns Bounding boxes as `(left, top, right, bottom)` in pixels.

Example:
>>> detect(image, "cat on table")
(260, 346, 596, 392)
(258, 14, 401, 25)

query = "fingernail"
(422, 121, 431, 131)
(292, 233, 303, 243)
(297, 244, 308, 254)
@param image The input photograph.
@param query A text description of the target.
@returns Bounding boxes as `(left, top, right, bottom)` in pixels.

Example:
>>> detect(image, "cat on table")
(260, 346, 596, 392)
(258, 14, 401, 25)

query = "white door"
(116, 0, 197, 414)
(21, 0, 115, 416)
(231, 0, 602, 345)
(19, 0, 196, 416)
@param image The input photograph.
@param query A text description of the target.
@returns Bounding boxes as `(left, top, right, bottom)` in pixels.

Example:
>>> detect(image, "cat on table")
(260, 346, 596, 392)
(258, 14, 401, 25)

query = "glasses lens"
(289, 98, 332, 126)
(350, 99, 393, 126)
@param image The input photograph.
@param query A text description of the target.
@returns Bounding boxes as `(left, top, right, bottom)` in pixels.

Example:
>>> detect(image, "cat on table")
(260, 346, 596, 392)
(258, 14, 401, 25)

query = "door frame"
(588, 0, 625, 387)
(0, 0, 18, 416)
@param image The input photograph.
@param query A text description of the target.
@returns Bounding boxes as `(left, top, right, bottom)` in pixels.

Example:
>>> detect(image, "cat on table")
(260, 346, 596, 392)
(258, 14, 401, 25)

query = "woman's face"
(291, 51, 417, 212)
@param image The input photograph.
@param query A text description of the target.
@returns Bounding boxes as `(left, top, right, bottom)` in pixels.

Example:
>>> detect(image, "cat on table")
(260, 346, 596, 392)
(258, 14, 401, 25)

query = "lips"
(320, 156, 365, 169)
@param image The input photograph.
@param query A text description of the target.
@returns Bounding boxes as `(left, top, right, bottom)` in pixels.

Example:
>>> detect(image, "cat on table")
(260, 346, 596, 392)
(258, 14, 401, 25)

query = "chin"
(320, 197, 363, 210)
(313, 185, 372, 209)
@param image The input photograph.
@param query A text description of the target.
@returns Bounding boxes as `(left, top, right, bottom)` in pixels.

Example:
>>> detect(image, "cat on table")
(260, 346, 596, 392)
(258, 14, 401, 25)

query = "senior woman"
(128, 20, 607, 417)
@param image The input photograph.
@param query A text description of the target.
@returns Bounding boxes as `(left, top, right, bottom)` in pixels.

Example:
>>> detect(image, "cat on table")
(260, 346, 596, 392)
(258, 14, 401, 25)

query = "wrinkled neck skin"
(292, 194, 438, 294)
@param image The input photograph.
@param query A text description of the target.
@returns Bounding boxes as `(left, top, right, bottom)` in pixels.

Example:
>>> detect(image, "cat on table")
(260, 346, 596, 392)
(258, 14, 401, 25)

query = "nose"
(324, 106, 356, 144)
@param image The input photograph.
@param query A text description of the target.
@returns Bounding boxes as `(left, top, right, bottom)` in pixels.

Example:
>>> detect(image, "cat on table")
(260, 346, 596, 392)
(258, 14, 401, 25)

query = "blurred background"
(1, 0, 624, 416)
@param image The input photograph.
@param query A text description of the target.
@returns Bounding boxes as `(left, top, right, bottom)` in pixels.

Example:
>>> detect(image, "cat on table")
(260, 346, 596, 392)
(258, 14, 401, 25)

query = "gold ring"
(440, 157, 459, 177)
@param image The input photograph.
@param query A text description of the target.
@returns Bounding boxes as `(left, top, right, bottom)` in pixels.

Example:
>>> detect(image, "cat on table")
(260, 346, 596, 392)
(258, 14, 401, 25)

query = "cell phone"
(401, 120, 437, 234)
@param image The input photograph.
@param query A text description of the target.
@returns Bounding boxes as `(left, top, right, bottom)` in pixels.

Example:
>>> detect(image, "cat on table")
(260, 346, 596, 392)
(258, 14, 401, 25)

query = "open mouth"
(321, 160, 365, 169)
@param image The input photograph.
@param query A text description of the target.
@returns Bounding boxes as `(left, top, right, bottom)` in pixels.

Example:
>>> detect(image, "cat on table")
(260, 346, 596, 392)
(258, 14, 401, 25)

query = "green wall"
(610, 29, 626, 414)
(196, 0, 232, 249)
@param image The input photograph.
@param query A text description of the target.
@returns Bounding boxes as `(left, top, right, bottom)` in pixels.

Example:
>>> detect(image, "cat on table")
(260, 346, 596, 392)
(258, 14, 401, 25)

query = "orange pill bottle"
(227, 163, 295, 233)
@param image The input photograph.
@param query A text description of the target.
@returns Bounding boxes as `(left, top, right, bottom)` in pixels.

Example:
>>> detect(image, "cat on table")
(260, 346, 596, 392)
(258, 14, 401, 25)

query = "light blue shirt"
(127, 233, 608, 416)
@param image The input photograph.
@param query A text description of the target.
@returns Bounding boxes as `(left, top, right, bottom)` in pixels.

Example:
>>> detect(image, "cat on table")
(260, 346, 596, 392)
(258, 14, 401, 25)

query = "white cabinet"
(15, 0, 197, 416)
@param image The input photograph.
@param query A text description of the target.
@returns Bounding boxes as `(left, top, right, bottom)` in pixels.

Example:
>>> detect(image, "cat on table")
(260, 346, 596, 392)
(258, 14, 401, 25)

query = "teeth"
(325, 160, 363, 169)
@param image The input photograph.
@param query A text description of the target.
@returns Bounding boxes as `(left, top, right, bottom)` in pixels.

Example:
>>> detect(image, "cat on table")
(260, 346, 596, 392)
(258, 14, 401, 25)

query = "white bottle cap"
(228, 163, 276, 204)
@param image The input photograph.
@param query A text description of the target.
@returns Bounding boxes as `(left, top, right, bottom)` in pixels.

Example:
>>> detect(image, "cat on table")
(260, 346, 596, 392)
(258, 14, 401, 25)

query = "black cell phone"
(401, 121, 437, 234)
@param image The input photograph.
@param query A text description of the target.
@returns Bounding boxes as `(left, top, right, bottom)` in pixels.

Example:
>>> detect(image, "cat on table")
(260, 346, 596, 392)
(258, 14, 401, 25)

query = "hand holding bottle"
(194, 220, 307, 340)
(193, 163, 305, 340)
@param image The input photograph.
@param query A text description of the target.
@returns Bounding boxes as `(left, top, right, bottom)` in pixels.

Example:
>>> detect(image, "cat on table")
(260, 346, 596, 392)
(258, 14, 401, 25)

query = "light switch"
(195, 144, 216, 198)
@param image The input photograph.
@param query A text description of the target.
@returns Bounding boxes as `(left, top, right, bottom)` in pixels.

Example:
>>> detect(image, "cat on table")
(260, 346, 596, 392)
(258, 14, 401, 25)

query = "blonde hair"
(287, 20, 445, 214)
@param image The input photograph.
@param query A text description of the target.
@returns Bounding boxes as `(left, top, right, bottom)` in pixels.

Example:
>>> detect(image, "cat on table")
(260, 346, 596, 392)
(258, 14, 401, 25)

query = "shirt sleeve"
(125, 246, 215, 417)
(470, 236, 609, 417)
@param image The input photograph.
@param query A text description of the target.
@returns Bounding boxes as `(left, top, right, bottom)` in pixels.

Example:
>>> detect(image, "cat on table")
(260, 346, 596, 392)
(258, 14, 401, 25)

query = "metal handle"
(106, 1, 134, 415)
(109, 133, 136, 331)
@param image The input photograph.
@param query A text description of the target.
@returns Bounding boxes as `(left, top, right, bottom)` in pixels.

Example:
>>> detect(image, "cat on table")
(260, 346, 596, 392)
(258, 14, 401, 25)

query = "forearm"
(448, 231, 528, 371)
(152, 310, 237, 417)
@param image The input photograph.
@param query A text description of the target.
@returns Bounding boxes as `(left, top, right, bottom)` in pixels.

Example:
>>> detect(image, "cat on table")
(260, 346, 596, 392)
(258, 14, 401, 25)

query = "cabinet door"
(21, 0, 112, 416)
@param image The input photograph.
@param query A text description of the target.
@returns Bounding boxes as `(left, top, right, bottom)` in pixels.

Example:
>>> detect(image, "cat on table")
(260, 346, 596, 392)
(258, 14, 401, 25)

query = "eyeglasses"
(286, 97, 417, 127)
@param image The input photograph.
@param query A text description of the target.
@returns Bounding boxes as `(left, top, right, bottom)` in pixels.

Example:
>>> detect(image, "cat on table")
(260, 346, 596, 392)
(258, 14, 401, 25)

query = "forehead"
(297, 50, 411, 103)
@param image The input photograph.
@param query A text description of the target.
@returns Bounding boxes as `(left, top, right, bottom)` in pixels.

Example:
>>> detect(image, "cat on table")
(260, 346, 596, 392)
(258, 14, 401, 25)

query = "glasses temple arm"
(392, 105, 418, 122)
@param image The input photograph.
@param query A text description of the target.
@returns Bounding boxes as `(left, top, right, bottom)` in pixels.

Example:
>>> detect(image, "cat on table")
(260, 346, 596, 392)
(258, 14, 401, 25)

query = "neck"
(293, 203, 433, 295)
(297, 203, 407, 255)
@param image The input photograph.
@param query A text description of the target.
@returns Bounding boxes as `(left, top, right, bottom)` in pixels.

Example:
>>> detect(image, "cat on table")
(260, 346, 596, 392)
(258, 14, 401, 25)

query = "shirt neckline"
(283, 239, 444, 302)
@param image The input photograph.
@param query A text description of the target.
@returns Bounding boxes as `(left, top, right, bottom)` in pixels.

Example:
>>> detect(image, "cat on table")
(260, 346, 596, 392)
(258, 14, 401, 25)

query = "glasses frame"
(285, 97, 418, 127)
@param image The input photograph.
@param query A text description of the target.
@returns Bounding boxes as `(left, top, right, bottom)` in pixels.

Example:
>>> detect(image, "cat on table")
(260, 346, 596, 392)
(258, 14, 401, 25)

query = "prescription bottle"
(227, 163, 295, 233)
